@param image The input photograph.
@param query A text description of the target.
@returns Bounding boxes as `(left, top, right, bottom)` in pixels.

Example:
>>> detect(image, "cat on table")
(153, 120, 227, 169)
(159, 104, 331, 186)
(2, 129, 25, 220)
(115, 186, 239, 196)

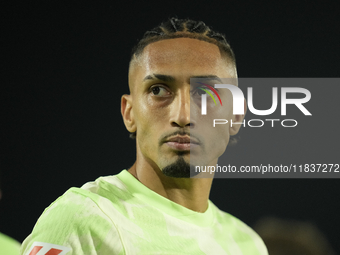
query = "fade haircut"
(129, 17, 236, 139)
(130, 17, 236, 67)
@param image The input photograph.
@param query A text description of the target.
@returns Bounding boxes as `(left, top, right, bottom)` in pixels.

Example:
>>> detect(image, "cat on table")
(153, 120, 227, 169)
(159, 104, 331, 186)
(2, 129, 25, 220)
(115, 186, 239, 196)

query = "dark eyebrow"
(190, 75, 223, 83)
(143, 74, 223, 84)
(143, 74, 175, 82)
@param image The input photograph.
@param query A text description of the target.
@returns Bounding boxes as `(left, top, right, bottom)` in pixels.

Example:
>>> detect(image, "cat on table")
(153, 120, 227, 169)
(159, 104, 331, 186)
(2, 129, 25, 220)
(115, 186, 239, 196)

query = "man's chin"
(161, 157, 199, 178)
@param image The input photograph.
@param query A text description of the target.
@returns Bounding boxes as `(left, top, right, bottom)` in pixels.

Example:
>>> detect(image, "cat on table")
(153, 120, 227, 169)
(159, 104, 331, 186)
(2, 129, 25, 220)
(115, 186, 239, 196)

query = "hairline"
(133, 32, 235, 60)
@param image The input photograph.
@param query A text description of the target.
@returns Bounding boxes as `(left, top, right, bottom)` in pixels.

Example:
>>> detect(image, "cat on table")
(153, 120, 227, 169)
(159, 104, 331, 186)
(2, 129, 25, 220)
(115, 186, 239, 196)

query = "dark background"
(1, 0, 339, 252)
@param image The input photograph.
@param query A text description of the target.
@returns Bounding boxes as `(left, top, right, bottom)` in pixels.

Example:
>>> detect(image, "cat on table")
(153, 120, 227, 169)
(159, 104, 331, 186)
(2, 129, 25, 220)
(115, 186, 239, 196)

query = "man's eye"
(194, 87, 213, 96)
(151, 86, 169, 96)
(196, 89, 206, 96)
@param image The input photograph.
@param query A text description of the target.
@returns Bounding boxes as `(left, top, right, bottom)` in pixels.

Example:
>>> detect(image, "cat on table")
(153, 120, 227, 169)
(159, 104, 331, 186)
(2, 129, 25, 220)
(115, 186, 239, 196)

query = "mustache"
(160, 130, 201, 145)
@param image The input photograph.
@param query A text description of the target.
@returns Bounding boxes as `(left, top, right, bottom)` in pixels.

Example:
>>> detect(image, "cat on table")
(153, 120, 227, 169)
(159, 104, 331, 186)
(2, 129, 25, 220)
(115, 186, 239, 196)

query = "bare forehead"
(128, 37, 237, 90)
(139, 37, 223, 67)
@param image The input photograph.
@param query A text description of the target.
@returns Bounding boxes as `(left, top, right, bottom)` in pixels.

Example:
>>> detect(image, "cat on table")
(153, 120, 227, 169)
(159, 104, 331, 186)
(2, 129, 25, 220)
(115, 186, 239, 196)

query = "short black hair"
(130, 17, 235, 65)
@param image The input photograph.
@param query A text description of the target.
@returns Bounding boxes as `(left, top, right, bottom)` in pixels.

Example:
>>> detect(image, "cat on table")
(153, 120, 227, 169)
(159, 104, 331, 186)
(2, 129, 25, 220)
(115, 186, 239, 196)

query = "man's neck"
(128, 162, 213, 213)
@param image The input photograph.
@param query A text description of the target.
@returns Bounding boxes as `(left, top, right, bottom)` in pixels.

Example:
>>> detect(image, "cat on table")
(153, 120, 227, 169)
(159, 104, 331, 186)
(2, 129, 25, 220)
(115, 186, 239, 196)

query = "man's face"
(125, 37, 240, 177)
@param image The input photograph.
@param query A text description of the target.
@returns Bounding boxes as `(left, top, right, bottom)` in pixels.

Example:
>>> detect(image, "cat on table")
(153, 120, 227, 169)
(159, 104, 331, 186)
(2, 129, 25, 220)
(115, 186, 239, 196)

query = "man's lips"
(164, 136, 199, 151)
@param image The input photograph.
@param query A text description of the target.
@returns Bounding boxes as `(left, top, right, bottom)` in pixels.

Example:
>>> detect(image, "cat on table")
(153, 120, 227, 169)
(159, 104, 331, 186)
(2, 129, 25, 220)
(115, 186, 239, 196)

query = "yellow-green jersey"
(0, 232, 21, 255)
(21, 170, 268, 255)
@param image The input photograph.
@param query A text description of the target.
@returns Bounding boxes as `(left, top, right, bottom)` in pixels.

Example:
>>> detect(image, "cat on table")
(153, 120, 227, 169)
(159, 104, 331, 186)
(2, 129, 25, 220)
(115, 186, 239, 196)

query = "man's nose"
(169, 89, 193, 128)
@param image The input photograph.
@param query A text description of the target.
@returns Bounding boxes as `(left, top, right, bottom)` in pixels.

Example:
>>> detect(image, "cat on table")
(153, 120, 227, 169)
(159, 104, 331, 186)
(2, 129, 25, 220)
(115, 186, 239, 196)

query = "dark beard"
(162, 157, 198, 178)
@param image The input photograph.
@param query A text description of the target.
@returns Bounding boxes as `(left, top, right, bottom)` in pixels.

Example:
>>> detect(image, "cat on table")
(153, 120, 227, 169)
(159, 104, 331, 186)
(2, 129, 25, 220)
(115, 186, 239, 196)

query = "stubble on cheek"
(135, 100, 173, 169)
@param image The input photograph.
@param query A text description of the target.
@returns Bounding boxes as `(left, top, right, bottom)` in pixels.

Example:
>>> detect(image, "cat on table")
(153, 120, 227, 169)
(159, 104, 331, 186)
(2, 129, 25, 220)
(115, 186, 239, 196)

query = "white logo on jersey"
(25, 242, 71, 255)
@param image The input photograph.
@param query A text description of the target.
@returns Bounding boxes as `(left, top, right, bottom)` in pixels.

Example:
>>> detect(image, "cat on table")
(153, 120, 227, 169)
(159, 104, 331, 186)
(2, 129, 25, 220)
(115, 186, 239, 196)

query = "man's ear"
(121, 94, 136, 133)
(230, 98, 247, 135)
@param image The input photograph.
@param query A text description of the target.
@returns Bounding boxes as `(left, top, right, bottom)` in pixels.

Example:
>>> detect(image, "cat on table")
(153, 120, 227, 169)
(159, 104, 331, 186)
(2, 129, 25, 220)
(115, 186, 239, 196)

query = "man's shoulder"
(210, 202, 251, 228)
(37, 170, 130, 222)
(31, 179, 118, 234)
(80, 170, 132, 200)
(209, 202, 268, 255)
(20, 172, 127, 255)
